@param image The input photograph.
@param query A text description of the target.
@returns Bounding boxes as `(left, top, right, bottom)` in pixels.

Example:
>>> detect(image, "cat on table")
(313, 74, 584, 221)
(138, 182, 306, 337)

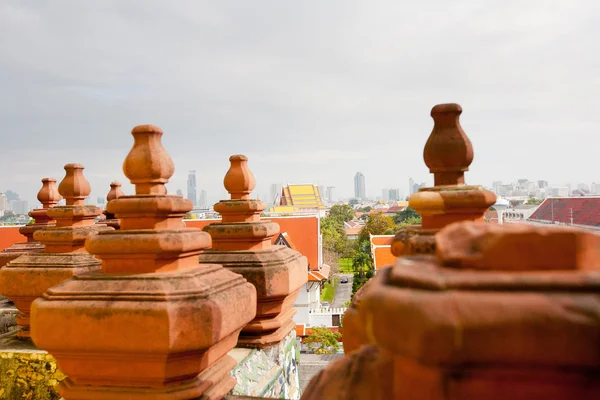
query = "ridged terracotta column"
(0, 178, 61, 268)
(102, 181, 124, 229)
(303, 222, 600, 399)
(31, 125, 257, 399)
(343, 103, 497, 354)
(199, 155, 308, 348)
(0, 165, 110, 338)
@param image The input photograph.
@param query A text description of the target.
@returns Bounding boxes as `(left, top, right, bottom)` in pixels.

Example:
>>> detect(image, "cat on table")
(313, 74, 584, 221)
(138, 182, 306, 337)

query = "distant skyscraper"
(10, 200, 29, 215)
(317, 186, 325, 201)
(537, 180, 548, 189)
(409, 178, 415, 195)
(187, 171, 197, 207)
(388, 189, 400, 201)
(354, 172, 366, 199)
(0, 193, 7, 211)
(199, 190, 208, 208)
(176, 189, 183, 197)
(381, 188, 389, 202)
(97, 197, 105, 206)
(326, 186, 335, 203)
(5, 190, 19, 202)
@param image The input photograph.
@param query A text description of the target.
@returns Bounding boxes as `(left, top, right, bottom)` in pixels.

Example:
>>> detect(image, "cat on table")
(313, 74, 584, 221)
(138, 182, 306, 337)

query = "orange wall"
(0, 216, 320, 270)
(0, 226, 27, 250)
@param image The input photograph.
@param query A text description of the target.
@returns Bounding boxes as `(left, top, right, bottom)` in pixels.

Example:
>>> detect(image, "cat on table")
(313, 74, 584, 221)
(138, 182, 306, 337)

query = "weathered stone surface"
(0, 166, 109, 339)
(201, 155, 307, 348)
(309, 222, 600, 399)
(32, 124, 256, 399)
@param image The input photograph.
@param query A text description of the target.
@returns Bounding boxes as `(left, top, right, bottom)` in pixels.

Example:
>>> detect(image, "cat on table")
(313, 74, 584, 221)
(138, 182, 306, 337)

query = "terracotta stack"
(0, 166, 110, 338)
(304, 222, 600, 399)
(199, 155, 307, 348)
(0, 178, 61, 268)
(102, 181, 124, 229)
(31, 125, 256, 399)
(343, 103, 496, 354)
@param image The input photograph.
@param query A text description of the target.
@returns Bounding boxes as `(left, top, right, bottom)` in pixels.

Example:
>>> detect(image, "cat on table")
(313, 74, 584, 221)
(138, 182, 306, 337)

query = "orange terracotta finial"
(106, 181, 124, 202)
(123, 124, 174, 196)
(224, 155, 256, 200)
(38, 178, 61, 209)
(423, 103, 473, 186)
(58, 164, 91, 206)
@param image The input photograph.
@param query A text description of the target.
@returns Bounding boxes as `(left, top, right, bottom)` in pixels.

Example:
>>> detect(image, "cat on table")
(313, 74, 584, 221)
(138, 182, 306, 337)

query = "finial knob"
(58, 164, 91, 206)
(107, 181, 124, 202)
(38, 178, 62, 209)
(224, 155, 256, 200)
(123, 125, 174, 196)
(423, 103, 474, 186)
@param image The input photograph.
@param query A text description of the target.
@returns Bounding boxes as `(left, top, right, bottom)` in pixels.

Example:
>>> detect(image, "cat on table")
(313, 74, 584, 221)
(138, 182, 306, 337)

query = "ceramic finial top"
(58, 164, 91, 206)
(122, 125, 174, 196)
(107, 181, 124, 202)
(38, 178, 61, 209)
(224, 155, 256, 200)
(423, 103, 474, 186)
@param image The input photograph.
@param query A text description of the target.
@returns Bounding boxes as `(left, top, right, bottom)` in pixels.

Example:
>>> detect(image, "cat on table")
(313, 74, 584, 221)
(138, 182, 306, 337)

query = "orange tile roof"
(308, 271, 327, 281)
(373, 247, 397, 270)
(371, 235, 393, 246)
(370, 234, 396, 270)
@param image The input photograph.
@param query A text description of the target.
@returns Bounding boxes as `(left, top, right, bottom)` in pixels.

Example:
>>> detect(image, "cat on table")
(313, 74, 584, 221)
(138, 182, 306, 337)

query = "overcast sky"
(1, 1, 598, 206)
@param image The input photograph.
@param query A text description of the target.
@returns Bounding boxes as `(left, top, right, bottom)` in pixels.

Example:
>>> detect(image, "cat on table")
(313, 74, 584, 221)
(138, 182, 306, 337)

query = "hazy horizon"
(1, 1, 599, 207)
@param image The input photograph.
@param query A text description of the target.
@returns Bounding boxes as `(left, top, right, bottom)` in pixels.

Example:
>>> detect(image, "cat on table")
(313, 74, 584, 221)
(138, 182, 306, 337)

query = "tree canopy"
(328, 204, 355, 223)
(305, 326, 342, 354)
(358, 212, 395, 242)
(392, 206, 420, 224)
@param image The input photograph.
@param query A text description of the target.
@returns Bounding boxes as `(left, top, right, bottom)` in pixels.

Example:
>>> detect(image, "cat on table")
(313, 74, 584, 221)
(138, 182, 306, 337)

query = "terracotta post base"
(32, 264, 256, 399)
(0, 252, 100, 338)
(58, 355, 238, 400)
(198, 245, 307, 348)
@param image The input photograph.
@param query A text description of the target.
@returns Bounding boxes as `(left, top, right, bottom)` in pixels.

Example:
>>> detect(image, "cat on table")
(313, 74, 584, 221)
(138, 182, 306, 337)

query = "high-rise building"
(317, 186, 325, 202)
(388, 189, 400, 201)
(0, 193, 7, 211)
(381, 189, 389, 202)
(537, 180, 548, 189)
(187, 171, 197, 207)
(592, 182, 600, 195)
(326, 186, 335, 203)
(5, 190, 19, 202)
(176, 189, 183, 197)
(354, 172, 366, 200)
(199, 190, 208, 208)
(10, 200, 29, 215)
(409, 178, 415, 196)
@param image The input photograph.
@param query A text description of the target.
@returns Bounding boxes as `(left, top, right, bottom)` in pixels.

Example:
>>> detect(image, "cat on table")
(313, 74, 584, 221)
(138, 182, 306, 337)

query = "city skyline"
(2, 2, 599, 206)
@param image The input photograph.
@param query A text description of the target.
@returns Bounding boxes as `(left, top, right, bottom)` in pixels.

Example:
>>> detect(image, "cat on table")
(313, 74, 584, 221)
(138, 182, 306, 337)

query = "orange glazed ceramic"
(31, 124, 256, 400)
(200, 155, 308, 348)
(0, 166, 110, 338)
(304, 221, 600, 400)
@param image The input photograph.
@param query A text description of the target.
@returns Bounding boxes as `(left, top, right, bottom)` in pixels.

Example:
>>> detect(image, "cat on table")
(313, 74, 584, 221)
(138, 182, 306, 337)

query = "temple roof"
(528, 197, 600, 228)
(370, 234, 396, 270)
(273, 184, 325, 212)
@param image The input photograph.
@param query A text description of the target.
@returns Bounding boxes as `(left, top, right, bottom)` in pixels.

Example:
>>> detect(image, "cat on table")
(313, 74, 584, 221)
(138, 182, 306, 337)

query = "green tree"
(526, 197, 543, 205)
(394, 216, 423, 231)
(348, 198, 359, 207)
(392, 206, 421, 224)
(357, 206, 372, 212)
(351, 240, 373, 278)
(328, 204, 355, 223)
(305, 326, 342, 354)
(320, 216, 348, 254)
(357, 212, 395, 242)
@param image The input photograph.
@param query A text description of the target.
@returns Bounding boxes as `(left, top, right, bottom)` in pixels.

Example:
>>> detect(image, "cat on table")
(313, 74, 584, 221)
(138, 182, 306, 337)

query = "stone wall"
(230, 330, 301, 399)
